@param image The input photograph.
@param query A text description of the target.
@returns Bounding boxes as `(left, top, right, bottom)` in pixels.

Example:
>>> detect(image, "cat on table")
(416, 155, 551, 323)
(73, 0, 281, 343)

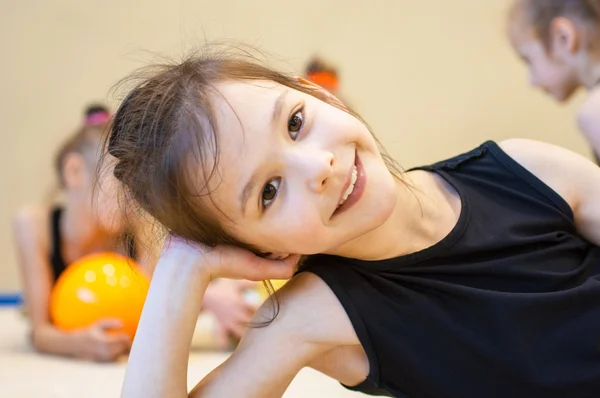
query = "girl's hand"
(161, 236, 299, 282)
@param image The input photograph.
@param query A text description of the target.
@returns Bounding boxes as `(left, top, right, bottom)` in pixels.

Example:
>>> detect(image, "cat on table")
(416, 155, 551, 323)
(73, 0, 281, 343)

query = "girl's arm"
(130, 220, 260, 342)
(121, 239, 359, 398)
(13, 206, 130, 361)
(499, 139, 600, 245)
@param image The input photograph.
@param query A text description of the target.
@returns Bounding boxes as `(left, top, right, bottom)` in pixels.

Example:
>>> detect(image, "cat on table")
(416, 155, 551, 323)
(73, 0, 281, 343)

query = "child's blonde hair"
(55, 104, 111, 188)
(510, 0, 600, 49)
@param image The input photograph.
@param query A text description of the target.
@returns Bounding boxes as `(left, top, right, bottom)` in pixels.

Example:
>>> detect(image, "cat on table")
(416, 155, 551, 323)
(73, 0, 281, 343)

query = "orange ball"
(50, 252, 150, 339)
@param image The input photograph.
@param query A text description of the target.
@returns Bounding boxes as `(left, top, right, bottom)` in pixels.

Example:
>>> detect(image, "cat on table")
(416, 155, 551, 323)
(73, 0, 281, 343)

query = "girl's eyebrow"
(271, 90, 289, 126)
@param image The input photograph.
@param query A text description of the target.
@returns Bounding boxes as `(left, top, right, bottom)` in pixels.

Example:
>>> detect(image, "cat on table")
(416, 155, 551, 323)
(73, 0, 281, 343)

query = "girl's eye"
(261, 178, 281, 209)
(288, 109, 304, 140)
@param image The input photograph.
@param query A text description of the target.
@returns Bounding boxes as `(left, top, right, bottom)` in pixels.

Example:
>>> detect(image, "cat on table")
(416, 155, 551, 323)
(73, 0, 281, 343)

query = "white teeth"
(338, 165, 358, 206)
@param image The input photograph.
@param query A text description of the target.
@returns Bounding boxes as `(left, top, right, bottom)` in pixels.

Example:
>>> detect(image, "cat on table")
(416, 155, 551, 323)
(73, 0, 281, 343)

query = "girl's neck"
(331, 170, 462, 261)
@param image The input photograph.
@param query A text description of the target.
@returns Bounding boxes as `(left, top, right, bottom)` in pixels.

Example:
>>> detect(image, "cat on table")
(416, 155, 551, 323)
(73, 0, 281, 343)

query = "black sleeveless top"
(298, 141, 600, 398)
(50, 207, 137, 282)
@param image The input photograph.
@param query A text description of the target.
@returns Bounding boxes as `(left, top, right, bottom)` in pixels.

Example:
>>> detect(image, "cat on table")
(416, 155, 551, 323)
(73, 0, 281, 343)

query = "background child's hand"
(203, 280, 259, 341)
(72, 318, 131, 362)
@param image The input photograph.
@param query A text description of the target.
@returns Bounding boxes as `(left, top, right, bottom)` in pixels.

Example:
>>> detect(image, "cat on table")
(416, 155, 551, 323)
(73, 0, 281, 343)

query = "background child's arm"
(12, 206, 130, 361)
(499, 139, 600, 246)
(577, 88, 600, 160)
(13, 205, 72, 354)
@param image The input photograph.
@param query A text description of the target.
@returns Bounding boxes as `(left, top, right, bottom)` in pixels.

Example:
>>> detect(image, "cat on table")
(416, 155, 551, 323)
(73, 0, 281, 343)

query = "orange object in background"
(257, 279, 288, 299)
(50, 252, 149, 340)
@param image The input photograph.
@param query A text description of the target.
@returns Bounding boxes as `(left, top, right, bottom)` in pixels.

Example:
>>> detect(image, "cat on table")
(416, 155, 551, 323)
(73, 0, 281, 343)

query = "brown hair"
(510, 0, 600, 47)
(105, 46, 403, 254)
(56, 104, 111, 188)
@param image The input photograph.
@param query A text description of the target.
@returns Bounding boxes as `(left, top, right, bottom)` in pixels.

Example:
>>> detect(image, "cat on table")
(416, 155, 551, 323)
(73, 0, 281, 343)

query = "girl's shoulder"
(498, 138, 598, 215)
(12, 203, 53, 253)
(261, 271, 360, 347)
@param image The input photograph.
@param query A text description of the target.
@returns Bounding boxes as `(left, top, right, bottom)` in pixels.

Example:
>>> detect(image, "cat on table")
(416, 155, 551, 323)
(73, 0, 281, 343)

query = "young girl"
(107, 51, 600, 397)
(13, 105, 255, 362)
(508, 0, 600, 163)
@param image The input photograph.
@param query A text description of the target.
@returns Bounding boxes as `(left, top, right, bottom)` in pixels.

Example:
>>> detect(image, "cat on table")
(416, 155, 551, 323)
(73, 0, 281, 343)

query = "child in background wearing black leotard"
(13, 105, 259, 361)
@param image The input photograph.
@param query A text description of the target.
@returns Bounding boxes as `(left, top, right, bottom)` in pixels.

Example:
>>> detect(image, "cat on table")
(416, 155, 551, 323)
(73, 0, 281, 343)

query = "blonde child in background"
(508, 0, 600, 163)
(13, 105, 257, 362)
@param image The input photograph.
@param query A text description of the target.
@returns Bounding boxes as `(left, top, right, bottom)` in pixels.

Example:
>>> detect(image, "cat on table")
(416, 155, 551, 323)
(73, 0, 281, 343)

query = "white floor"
(0, 308, 364, 397)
